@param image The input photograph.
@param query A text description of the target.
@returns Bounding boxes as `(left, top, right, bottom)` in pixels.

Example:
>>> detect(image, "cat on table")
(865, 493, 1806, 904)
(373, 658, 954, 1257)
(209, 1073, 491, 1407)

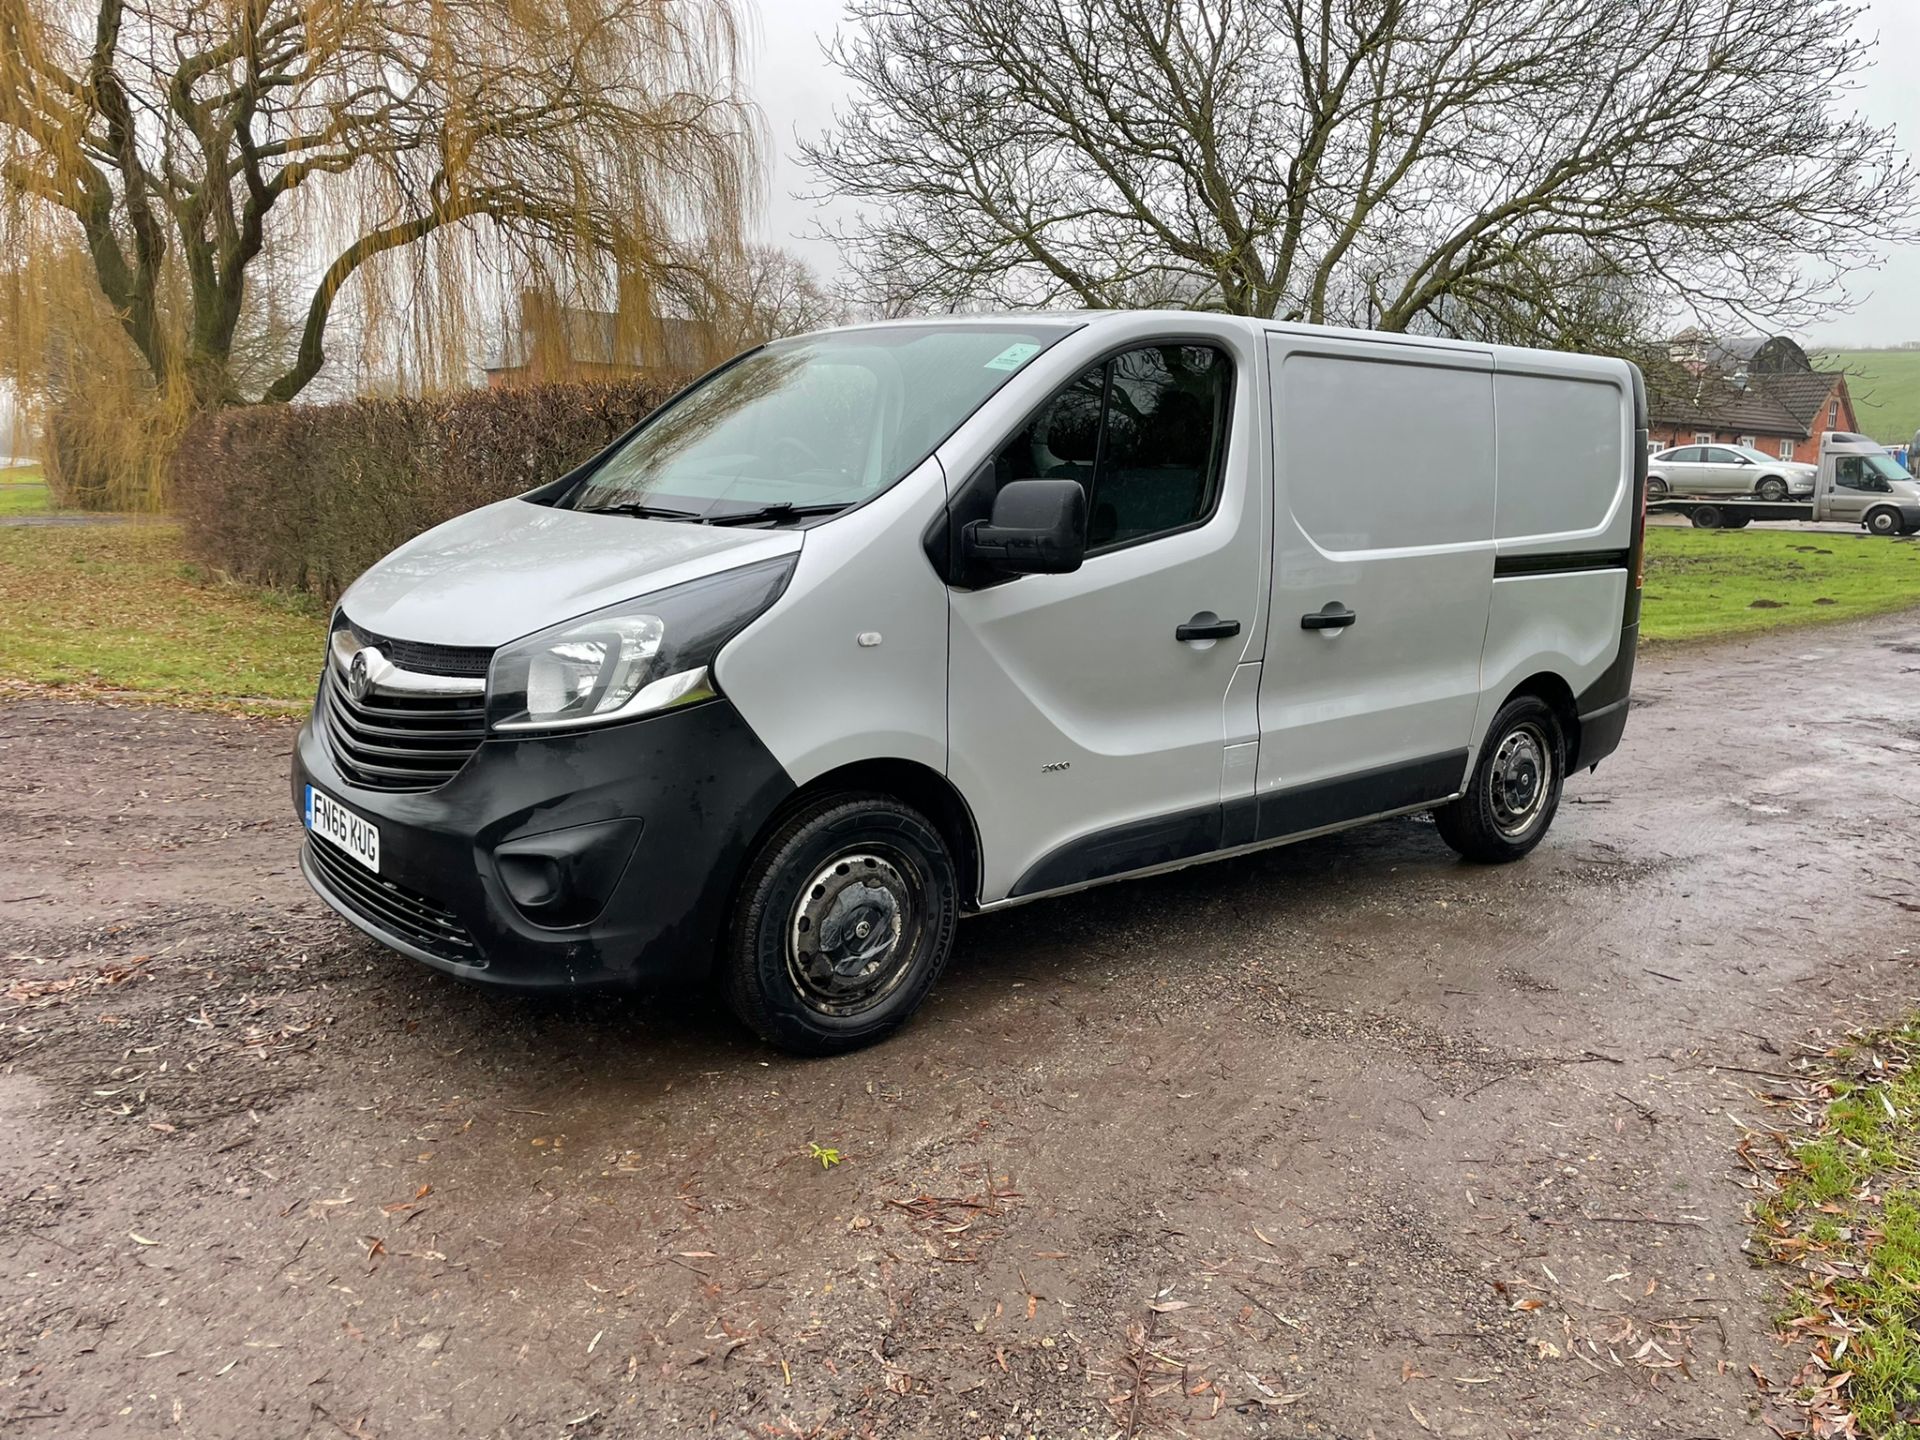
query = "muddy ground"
(3, 622, 1918, 1439)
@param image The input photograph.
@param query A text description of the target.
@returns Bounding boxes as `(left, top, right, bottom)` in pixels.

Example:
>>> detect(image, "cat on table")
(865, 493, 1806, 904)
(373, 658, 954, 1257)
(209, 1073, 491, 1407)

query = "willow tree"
(0, 0, 756, 501)
(806, 0, 1915, 343)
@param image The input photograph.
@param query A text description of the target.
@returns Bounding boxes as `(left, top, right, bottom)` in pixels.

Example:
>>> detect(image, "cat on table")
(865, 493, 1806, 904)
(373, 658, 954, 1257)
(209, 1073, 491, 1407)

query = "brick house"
(484, 289, 714, 388)
(1645, 333, 1855, 464)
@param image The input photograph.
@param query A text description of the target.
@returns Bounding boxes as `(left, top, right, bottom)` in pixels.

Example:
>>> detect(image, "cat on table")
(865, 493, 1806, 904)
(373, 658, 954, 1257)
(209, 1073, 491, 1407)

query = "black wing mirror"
(962, 479, 1087, 575)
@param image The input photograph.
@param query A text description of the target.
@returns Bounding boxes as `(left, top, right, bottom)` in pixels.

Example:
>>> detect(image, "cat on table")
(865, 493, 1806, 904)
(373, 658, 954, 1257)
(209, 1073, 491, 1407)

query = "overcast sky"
(748, 0, 1920, 349)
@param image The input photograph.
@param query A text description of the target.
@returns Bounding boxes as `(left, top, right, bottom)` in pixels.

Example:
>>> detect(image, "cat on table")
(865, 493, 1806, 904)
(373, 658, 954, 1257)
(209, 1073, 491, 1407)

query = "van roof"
(810, 309, 1631, 377)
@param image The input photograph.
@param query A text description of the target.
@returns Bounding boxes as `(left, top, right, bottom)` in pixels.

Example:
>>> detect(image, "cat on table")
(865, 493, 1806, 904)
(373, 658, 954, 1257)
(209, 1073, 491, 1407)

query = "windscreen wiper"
(701, 502, 850, 527)
(577, 501, 707, 521)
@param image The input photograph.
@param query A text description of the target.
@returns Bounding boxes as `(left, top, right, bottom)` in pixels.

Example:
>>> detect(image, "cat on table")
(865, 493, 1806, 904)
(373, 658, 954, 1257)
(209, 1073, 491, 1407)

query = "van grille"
(323, 667, 489, 792)
(305, 837, 479, 965)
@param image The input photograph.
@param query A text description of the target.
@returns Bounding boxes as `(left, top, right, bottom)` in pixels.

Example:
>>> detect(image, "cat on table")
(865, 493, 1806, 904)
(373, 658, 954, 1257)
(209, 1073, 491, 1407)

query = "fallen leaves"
(1741, 1020, 1920, 1438)
(5, 955, 151, 1010)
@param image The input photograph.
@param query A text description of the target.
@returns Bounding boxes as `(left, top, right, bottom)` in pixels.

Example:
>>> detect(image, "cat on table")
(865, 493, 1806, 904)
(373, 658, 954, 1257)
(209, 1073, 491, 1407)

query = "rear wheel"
(1646, 475, 1669, 498)
(724, 794, 959, 1055)
(1690, 505, 1725, 529)
(1434, 696, 1565, 864)
(1866, 506, 1905, 537)
(1755, 475, 1789, 502)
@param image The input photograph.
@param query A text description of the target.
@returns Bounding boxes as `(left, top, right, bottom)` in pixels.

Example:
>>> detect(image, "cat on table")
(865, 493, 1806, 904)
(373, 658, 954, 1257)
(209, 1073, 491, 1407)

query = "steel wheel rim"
(1488, 721, 1553, 840)
(786, 847, 925, 1017)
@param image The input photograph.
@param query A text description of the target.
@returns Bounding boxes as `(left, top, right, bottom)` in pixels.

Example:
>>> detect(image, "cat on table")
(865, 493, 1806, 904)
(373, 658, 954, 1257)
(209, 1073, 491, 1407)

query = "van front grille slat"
(306, 837, 479, 965)
(322, 638, 490, 793)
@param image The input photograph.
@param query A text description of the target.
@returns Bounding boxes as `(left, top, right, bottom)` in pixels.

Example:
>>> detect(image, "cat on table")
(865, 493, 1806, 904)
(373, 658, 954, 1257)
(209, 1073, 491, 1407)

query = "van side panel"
(714, 458, 951, 787)
(1255, 336, 1495, 811)
(1474, 363, 1637, 764)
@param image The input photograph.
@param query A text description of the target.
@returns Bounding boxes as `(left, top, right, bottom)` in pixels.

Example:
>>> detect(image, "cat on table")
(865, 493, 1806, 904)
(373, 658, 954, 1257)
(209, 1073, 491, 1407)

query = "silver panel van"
(294, 313, 1643, 1053)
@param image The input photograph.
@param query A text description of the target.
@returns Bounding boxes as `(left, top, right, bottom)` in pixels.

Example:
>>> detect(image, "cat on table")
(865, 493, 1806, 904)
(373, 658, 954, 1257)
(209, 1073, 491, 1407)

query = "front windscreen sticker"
(983, 342, 1042, 372)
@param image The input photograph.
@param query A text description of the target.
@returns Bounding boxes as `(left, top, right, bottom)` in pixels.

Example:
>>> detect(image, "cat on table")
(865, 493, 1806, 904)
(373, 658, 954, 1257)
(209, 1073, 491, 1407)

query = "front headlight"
(487, 555, 796, 732)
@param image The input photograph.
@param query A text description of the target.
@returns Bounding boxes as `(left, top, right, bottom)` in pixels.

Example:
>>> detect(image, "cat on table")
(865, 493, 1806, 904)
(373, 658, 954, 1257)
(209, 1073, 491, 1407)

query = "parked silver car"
(1646, 444, 1814, 500)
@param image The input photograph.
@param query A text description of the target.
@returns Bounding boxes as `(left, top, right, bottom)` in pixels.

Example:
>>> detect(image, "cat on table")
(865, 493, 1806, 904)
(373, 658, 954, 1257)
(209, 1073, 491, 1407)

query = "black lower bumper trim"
(294, 696, 794, 988)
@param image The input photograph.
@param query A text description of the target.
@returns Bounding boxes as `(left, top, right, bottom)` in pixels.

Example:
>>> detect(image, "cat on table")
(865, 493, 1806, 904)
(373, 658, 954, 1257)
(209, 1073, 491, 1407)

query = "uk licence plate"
(306, 785, 380, 873)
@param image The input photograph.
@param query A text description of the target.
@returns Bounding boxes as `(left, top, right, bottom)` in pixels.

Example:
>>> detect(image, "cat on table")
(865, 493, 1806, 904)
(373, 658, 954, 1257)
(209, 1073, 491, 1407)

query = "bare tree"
(804, 0, 1916, 342)
(0, 0, 758, 414)
(657, 242, 844, 352)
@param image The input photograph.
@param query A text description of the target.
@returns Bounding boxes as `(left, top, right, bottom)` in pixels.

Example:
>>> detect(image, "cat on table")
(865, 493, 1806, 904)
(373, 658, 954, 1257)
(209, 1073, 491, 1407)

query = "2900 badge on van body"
(292, 310, 1644, 1054)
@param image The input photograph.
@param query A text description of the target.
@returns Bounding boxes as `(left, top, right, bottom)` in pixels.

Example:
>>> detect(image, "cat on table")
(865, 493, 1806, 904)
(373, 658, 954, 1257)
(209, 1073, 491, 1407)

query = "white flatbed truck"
(1649, 431, 1920, 535)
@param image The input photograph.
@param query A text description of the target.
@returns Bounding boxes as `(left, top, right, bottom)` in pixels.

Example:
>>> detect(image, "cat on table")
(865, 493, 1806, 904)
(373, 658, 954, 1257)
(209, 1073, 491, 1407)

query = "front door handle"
(1175, 614, 1242, 642)
(1301, 603, 1357, 630)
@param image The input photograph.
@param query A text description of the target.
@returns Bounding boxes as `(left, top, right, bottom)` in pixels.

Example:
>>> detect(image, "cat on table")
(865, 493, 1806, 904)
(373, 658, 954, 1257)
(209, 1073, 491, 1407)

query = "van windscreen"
(560, 325, 1075, 520)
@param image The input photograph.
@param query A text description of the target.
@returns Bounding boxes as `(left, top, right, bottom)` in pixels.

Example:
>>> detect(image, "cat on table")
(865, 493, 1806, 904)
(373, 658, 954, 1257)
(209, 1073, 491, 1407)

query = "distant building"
(485, 290, 713, 388)
(1646, 333, 1855, 464)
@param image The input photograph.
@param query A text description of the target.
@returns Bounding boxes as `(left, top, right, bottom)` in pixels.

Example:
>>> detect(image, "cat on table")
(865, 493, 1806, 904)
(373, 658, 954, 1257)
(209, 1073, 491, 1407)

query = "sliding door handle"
(1301, 603, 1357, 631)
(1176, 614, 1241, 642)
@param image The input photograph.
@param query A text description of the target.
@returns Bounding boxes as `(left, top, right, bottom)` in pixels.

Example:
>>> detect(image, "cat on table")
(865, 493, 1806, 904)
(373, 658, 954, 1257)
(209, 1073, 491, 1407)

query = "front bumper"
(293, 696, 794, 988)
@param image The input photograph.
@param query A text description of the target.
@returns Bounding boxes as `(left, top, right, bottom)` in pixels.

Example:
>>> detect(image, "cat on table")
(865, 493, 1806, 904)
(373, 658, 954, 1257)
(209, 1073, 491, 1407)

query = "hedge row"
(172, 377, 687, 601)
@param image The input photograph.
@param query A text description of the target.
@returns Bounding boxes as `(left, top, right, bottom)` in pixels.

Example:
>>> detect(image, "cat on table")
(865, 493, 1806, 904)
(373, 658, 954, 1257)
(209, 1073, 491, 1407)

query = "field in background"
(1817, 349, 1920, 446)
(0, 521, 1915, 708)
(0, 464, 50, 516)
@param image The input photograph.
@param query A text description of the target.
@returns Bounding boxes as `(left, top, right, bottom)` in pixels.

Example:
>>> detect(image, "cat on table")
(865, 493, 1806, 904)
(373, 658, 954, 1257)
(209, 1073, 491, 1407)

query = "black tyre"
(1434, 696, 1566, 864)
(1690, 505, 1724, 529)
(1722, 514, 1751, 529)
(1755, 475, 1789, 502)
(724, 794, 959, 1055)
(1866, 506, 1905, 537)
(1646, 475, 1669, 498)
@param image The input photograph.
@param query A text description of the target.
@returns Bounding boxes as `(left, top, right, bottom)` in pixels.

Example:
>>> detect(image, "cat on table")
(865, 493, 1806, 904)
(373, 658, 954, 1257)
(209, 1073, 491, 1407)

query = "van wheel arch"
(740, 759, 984, 912)
(1494, 672, 1580, 773)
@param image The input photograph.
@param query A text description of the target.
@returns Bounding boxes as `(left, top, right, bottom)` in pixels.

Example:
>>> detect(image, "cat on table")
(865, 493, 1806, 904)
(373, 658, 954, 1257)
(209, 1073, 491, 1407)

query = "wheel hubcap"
(1489, 722, 1553, 839)
(787, 850, 922, 1016)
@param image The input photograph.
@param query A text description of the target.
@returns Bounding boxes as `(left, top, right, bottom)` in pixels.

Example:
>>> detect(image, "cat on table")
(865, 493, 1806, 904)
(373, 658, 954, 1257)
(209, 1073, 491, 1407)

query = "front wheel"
(1866, 506, 1906, 537)
(1755, 476, 1789, 502)
(724, 794, 959, 1055)
(1434, 697, 1566, 864)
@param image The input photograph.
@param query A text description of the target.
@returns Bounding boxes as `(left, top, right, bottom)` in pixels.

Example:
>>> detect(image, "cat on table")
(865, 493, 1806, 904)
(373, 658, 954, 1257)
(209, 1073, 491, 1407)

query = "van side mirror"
(962, 479, 1087, 575)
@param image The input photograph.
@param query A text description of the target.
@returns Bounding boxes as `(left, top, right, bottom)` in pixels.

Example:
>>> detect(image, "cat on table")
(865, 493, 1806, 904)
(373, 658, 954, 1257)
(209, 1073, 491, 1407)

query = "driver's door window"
(990, 344, 1233, 554)
(992, 364, 1104, 495)
(1835, 457, 1868, 490)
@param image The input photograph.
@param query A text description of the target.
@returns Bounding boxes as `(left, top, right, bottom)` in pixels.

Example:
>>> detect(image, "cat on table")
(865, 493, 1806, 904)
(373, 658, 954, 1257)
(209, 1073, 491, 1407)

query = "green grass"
(1752, 1022, 1920, 1437)
(0, 521, 325, 711)
(1817, 349, 1920, 447)
(1640, 527, 1920, 643)
(0, 464, 50, 516)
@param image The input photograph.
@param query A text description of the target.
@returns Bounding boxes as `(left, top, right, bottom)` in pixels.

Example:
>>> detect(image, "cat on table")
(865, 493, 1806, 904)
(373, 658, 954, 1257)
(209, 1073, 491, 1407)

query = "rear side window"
(1666, 447, 1700, 462)
(991, 344, 1232, 554)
